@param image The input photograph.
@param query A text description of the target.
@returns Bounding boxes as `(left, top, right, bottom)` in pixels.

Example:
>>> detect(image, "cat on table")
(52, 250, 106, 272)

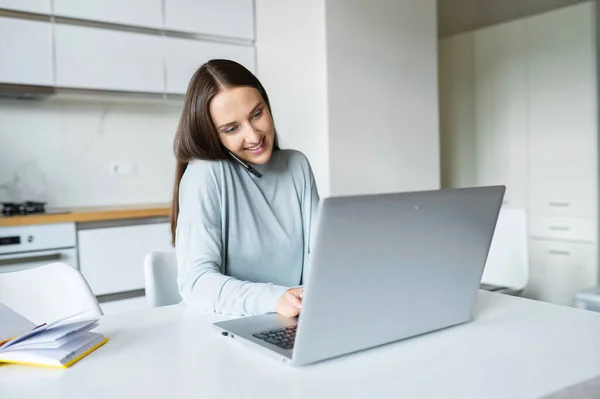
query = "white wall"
(325, 0, 441, 197)
(0, 98, 181, 207)
(255, 0, 330, 197)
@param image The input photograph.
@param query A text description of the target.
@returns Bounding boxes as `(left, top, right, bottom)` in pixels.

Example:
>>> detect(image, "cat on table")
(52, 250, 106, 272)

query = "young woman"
(170, 59, 319, 317)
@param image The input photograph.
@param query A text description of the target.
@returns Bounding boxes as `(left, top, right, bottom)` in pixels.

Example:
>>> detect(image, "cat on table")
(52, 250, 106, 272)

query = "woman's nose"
(243, 124, 261, 143)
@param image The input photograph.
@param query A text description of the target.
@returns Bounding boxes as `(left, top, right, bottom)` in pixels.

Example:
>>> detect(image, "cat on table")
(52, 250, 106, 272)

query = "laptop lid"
(292, 186, 505, 366)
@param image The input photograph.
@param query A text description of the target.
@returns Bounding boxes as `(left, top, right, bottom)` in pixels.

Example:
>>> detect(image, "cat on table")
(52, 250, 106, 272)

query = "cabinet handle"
(548, 250, 570, 256)
(549, 226, 570, 231)
(549, 202, 570, 208)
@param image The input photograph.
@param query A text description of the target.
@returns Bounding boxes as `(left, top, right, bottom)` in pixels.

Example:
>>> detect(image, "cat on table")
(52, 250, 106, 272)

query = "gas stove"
(2, 202, 47, 217)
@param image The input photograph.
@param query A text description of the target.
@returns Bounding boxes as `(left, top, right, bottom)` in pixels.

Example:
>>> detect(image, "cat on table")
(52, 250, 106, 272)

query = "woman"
(170, 59, 319, 317)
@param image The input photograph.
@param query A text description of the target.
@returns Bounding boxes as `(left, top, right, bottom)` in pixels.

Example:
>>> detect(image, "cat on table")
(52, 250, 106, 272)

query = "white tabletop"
(2, 290, 600, 399)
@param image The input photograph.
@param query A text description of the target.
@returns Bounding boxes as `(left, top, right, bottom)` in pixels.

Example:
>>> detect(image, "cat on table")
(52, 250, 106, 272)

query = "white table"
(2, 290, 600, 399)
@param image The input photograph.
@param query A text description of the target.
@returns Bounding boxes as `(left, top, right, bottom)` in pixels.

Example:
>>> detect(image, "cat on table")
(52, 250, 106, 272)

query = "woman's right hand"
(275, 287, 303, 317)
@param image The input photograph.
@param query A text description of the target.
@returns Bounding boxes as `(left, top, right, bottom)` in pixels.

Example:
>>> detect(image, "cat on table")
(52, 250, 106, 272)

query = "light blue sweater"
(175, 149, 319, 316)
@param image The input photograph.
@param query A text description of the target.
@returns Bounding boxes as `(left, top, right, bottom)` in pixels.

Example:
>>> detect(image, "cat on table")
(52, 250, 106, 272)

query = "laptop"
(213, 185, 505, 366)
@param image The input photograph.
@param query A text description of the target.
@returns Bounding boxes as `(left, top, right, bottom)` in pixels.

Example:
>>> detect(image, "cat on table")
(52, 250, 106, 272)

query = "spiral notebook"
(0, 303, 108, 368)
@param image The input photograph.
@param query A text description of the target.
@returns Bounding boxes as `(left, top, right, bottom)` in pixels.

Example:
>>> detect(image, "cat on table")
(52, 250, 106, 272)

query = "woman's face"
(210, 86, 275, 165)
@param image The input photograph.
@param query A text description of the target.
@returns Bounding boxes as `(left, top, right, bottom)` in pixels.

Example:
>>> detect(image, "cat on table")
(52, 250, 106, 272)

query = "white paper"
(0, 303, 35, 342)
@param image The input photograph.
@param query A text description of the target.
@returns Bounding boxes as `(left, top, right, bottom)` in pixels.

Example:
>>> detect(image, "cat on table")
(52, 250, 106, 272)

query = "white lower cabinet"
(525, 239, 597, 306)
(78, 221, 172, 296)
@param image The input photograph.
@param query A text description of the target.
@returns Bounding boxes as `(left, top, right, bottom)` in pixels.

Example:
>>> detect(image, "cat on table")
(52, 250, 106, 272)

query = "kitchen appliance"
(1, 202, 71, 217)
(0, 223, 78, 273)
(2, 202, 47, 216)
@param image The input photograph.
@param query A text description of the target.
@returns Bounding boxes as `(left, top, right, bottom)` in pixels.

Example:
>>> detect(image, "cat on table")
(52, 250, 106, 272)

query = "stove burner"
(2, 202, 47, 217)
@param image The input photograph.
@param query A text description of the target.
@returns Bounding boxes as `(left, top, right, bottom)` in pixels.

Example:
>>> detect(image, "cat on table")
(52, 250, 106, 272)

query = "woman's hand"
(275, 287, 304, 317)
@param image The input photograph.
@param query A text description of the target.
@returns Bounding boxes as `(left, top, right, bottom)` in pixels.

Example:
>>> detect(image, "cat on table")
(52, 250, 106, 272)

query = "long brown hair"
(170, 59, 280, 246)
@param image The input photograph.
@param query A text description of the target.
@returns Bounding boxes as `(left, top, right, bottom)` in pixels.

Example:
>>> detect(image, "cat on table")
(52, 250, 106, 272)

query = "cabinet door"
(473, 19, 528, 208)
(78, 222, 172, 296)
(525, 239, 597, 306)
(165, 37, 255, 94)
(53, 0, 162, 29)
(0, 0, 50, 14)
(439, 33, 476, 189)
(527, 3, 597, 218)
(55, 24, 164, 93)
(0, 17, 53, 86)
(165, 0, 254, 40)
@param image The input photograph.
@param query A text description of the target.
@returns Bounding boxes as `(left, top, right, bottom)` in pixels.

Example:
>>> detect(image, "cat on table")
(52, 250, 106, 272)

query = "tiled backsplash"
(0, 98, 182, 207)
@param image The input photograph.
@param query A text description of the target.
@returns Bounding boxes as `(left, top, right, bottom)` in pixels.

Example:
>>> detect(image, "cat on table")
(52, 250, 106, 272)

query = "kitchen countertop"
(0, 203, 170, 227)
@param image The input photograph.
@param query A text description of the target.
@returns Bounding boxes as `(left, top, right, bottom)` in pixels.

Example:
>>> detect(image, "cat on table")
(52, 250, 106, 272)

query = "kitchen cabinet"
(526, 239, 597, 306)
(473, 19, 528, 209)
(529, 216, 596, 243)
(165, 0, 254, 40)
(78, 221, 172, 296)
(0, 17, 53, 86)
(53, 0, 163, 29)
(0, 0, 50, 14)
(439, 2, 598, 307)
(165, 36, 255, 94)
(54, 24, 164, 93)
(527, 2, 597, 218)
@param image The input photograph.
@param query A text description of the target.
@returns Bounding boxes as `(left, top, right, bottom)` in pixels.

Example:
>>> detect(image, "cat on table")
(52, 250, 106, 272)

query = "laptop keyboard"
(252, 325, 297, 350)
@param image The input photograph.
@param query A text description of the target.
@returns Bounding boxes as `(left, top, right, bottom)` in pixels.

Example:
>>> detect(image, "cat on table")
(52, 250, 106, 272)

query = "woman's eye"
(251, 109, 262, 119)
(224, 126, 237, 134)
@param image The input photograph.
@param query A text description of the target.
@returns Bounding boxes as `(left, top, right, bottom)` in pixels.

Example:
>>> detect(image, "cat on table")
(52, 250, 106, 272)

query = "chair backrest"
(144, 251, 182, 307)
(0, 262, 102, 323)
(481, 207, 529, 290)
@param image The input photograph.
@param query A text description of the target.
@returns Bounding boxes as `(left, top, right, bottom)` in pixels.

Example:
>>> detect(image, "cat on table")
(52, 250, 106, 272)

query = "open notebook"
(0, 303, 108, 368)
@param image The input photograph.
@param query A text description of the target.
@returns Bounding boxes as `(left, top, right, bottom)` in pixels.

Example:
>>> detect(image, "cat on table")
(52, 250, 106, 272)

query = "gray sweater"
(175, 149, 319, 316)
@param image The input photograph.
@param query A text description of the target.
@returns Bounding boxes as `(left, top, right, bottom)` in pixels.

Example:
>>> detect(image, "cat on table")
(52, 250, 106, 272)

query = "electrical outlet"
(110, 162, 137, 177)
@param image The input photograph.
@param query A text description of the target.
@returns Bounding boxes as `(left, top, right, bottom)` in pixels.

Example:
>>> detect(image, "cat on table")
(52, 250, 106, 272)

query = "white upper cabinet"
(165, 37, 255, 94)
(55, 25, 164, 93)
(473, 19, 528, 209)
(0, 17, 53, 86)
(53, 0, 163, 29)
(0, 0, 50, 14)
(527, 2, 597, 218)
(165, 0, 255, 40)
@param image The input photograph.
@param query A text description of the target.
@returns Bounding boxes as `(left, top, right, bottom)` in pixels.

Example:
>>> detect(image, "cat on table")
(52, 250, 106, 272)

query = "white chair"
(144, 251, 182, 307)
(480, 207, 529, 294)
(0, 262, 102, 323)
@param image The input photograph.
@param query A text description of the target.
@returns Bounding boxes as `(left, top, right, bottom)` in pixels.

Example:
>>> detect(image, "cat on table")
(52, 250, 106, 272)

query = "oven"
(0, 223, 78, 273)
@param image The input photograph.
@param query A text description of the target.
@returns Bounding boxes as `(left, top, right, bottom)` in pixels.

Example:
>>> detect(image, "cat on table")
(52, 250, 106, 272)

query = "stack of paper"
(0, 303, 107, 368)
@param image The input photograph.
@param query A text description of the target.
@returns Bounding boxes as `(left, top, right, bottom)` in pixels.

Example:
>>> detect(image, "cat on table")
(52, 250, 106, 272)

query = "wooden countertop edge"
(0, 205, 171, 227)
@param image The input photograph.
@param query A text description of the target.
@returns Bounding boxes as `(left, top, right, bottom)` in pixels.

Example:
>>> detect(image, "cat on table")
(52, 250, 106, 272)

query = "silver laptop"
(214, 186, 505, 366)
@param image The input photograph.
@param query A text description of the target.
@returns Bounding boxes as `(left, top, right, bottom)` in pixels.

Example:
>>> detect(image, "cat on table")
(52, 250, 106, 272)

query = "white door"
(473, 19, 528, 208)
(164, 0, 254, 40)
(165, 37, 255, 94)
(0, 0, 50, 14)
(78, 222, 172, 296)
(527, 3, 597, 218)
(54, 24, 164, 93)
(53, 0, 163, 29)
(0, 17, 53, 86)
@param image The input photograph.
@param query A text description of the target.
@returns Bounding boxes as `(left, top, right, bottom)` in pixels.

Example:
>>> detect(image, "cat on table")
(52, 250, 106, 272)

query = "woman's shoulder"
(180, 158, 228, 191)
(185, 158, 225, 174)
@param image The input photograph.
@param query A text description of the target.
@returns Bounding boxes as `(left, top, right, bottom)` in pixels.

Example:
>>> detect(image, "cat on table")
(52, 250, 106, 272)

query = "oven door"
(0, 248, 78, 273)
